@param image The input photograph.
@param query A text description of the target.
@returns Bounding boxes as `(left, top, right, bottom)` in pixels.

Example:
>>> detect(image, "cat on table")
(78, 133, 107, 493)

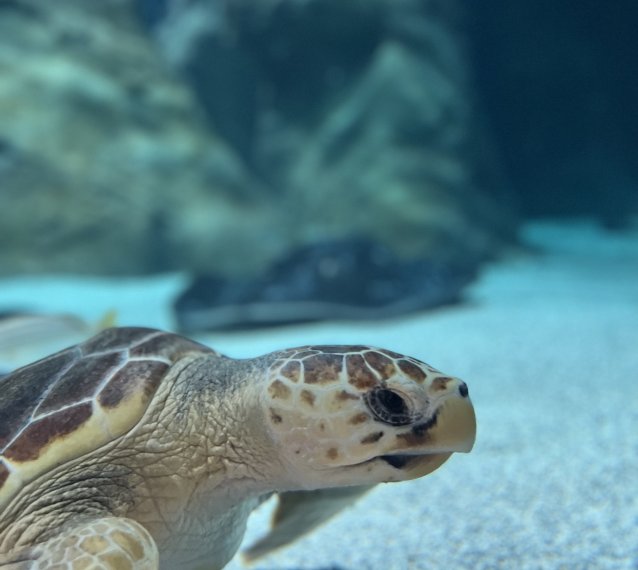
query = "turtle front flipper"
(15, 517, 158, 569)
(243, 485, 374, 562)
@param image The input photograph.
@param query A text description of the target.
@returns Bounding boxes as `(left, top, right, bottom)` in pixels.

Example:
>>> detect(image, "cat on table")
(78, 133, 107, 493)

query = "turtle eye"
(366, 388, 413, 426)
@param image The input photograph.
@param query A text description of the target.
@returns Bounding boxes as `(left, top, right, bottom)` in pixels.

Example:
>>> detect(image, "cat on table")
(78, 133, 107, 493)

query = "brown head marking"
(397, 359, 427, 383)
(349, 412, 370, 425)
(361, 431, 385, 444)
(300, 389, 316, 407)
(431, 377, 453, 392)
(269, 408, 283, 424)
(280, 360, 301, 383)
(302, 354, 343, 384)
(346, 354, 378, 389)
(308, 345, 369, 353)
(326, 447, 339, 460)
(380, 348, 404, 359)
(335, 390, 359, 401)
(395, 415, 439, 448)
(294, 350, 320, 359)
(268, 380, 292, 400)
(363, 351, 396, 379)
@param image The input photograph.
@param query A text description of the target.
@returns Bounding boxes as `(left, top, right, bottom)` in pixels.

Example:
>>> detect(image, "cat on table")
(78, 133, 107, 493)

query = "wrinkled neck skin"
(124, 353, 285, 569)
(0, 354, 284, 570)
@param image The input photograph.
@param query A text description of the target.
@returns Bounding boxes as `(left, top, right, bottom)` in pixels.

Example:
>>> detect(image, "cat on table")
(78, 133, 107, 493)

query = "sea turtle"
(0, 327, 476, 569)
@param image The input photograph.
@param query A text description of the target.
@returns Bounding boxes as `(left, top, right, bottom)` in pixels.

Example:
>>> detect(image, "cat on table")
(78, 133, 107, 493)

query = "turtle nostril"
(458, 382, 469, 398)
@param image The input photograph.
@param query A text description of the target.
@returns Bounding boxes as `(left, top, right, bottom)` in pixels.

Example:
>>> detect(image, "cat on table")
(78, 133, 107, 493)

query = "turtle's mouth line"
(353, 452, 435, 470)
(369, 450, 452, 471)
(379, 454, 415, 469)
(334, 453, 428, 471)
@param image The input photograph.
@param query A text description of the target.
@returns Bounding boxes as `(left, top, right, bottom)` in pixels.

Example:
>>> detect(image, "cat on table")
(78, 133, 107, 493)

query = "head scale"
(261, 345, 476, 489)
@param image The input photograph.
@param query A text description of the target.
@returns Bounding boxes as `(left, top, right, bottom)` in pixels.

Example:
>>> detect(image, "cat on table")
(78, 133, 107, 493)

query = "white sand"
(1, 220, 636, 569)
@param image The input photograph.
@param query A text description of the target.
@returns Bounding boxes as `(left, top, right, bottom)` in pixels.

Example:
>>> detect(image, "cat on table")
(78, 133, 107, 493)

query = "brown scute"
(269, 408, 283, 424)
(335, 390, 359, 401)
(431, 377, 452, 392)
(361, 431, 384, 444)
(294, 349, 320, 359)
(421, 361, 441, 374)
(98, 360, 169, 408)
(349, 412, 370, 425)
(36, 353, 124, 415)
(279, 360, 301, 383)
(302, 354, 343, 384)
(0, 349, 77, 449)
(300, 389, 316, 407)
(326, 447, 339, 460)
(380, 348, 404, 359)
(364, 351, 397, 379)
(3, 402, 92, 462)
(268, 380, 292, 400)
(130, 332, 210, 360)
(81, 327, 159, 353)
(309, 345, 369, 354)
(398, 359, 427, 383)
(0, 461, 9, 487)
(346, 354, 378, 389)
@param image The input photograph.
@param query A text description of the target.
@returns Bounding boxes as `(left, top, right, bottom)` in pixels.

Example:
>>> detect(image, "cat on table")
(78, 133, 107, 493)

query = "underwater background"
(0, 1, 636, 568)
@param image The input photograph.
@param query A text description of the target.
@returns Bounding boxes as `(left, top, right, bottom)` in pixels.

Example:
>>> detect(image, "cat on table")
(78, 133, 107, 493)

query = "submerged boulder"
(174, 238, 477, 332)
(143, 0, 514, 261)
(0, 0, 272, 276)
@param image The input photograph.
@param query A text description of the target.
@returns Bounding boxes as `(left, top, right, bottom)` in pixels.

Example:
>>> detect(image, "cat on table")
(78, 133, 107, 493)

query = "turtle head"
(260, 345, 476, 489)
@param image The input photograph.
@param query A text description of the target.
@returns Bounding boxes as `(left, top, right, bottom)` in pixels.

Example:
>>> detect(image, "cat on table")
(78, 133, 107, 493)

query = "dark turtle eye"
(365, 388, 413, 426)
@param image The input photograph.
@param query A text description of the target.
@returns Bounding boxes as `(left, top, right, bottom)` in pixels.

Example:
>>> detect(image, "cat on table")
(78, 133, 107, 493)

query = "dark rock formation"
(141, 0, 514, 261)
(0, 0, 513, 279)
(174, 238, 477, 332)
(0, 0, 272, 276)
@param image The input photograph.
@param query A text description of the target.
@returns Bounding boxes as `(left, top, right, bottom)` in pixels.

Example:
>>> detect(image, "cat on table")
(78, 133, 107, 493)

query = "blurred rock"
(174, 237, 477, 332)
(0, 0, 278, 276)
(142, 0, 514, 261)
(0, 0, 514, 278)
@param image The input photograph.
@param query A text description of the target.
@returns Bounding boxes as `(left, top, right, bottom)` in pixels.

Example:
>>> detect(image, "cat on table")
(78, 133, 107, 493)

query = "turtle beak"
(424, 391, 477, 453)
(380, 391, 476, 480)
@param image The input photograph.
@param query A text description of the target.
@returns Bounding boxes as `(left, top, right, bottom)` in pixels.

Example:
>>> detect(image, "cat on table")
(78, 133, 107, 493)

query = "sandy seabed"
(1, 220, 636, 570)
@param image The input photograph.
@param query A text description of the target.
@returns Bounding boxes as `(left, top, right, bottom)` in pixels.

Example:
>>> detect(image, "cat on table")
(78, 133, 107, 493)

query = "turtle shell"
(0, 327, 212, 509)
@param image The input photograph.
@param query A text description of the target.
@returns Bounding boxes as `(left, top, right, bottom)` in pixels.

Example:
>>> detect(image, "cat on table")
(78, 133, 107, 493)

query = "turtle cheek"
(264, 409, 326, 468)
